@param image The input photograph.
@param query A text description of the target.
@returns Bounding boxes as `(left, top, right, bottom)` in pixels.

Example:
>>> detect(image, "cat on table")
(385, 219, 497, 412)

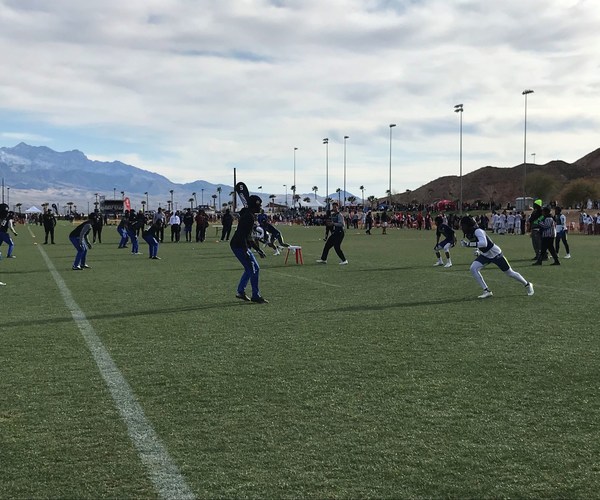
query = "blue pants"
(0, 232, 14, 257)
(70, 236, 87, 267)
(232, 247, 260, 298)
(127, 231, 139, 253)
(117, 227, 129, 248)
(143, 233, 159, 258)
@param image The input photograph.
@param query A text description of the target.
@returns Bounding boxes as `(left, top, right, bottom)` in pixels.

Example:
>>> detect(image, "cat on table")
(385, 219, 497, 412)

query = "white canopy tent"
(25, 206, 43, 214)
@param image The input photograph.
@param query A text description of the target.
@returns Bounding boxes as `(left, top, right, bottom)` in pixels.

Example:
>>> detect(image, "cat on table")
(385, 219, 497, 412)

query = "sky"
(1, 0, 599, 200)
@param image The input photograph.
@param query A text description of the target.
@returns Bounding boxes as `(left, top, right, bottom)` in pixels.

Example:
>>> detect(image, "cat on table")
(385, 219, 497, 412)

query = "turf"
(1, 221, 599, 498)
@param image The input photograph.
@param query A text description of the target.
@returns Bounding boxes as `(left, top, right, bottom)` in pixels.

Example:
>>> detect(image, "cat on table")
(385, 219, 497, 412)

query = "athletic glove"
(473, 249, 481, 256)
(460, 239, 469, 247)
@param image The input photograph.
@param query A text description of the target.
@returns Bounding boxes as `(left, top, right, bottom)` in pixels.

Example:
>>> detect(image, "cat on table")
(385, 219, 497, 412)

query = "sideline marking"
(34, 236, 195, 500)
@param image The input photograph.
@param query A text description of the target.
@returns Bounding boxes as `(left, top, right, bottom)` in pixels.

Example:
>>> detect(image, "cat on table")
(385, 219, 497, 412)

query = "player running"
(460, 216, 534, 299)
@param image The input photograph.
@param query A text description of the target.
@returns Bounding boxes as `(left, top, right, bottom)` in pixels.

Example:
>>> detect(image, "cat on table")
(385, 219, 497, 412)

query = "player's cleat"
(550, 261, 560, 266)
(72, 265, 82, 270)
(151, 256, 161, 260)
(251, 296, 269, 304)
(433, 261, 444, 266)
(564, 253, 571, 259)
(82, 264, 91, 269)
(339, 260, 348, 265)
(444, 262, 452, 268)
(0, 281, 6, 286)
(526, 283, 534, 296)
(316, 259, 327, 264)
(236, 293, 251, 302)
(532, 261, 541, 266)
(478, 290, 493, 299)
(7, 255, 16, 258)
(274, 249, 280, 256)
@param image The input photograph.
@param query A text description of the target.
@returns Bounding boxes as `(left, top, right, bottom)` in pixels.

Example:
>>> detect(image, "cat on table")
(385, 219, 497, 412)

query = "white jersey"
(473, 228, 502, 259)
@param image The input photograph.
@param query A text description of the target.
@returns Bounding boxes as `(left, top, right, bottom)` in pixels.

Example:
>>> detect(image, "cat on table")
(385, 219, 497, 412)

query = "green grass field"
(1, 221, 599, 498)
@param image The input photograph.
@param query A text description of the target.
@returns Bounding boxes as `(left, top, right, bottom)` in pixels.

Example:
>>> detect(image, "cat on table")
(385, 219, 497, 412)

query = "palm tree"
(188, 198, 194, 209)
(290, 185, 296, 208)
(16, 203, 22, 214)
(335, 188, 342, 205)
(367, 195, 376, 209)
(211, 194, 217, 210)
(67, 201, 74, 214)
(348, 196, 357, 205)
(217, 187, 222, 209)
(141, 200, 147, 213)
(359, 185, 365, 206)
(269, 194, 276, 211)
(303, 197, 311, 204)
(312, 186, 318, 201)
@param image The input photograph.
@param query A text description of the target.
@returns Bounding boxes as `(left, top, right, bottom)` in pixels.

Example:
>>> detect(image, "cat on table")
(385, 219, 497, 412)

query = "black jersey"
(230, 208, 255, 249)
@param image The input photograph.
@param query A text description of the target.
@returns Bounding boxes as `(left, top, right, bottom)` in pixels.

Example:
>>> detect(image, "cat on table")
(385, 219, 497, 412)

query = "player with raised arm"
(460, 216, 534, 299)
(231, 183, 268, 304)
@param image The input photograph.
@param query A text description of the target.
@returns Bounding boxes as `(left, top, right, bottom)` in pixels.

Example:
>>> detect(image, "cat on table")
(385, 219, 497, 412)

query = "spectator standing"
(92, 208, 104, 243)
(554, 206, 571, 259)
(169, 211, 181, 242)
(43, 207, 57, 244)
(183, 208, 194, 242)
(220, 208, 234, 242)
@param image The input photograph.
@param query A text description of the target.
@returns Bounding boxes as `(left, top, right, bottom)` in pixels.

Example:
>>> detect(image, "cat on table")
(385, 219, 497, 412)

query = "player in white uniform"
(460, 216, 534, 299)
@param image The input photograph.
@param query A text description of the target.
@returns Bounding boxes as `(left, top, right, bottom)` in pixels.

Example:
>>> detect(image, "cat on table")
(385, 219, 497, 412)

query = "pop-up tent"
(25, 206, 43, 214)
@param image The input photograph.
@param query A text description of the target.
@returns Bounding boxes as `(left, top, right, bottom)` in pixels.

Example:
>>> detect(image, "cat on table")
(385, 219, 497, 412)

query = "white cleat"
(316, 259, 327, 264)
(0, 281, 6, 286)
(564, 254, 571, 259)
(339, 260, 348, 265)
(526, 283, 534, 296)
(478, 290, 493, 299)
(433, 261, 444, 267)
(444, 262, 452, 268)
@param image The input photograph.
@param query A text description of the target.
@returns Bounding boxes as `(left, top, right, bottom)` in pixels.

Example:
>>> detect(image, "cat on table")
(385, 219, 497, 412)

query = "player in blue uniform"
(69, 213, 94, 270)
(433, 215, 455, 268)
(257, 209, 288, 255)
(0, 210, 18, 258)
(142, 221, 161, 259)
(460, 216, 534, 299)
(230, 195, 268, 303)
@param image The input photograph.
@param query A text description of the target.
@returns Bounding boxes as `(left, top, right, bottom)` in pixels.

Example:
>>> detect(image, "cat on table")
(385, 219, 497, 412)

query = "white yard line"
(33, 235, 195, 500)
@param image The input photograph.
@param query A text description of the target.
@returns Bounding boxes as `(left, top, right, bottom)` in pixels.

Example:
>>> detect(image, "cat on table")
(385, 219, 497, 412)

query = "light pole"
(454, 104, 464, 214)
(343, 136, 349, 206)
(360, 185, 365, 207)
(283, 184, 288, 207)
(113, 188, 116, 200)
(201, 188, 204, 206)
(169, 190, 174, 212)
(192, 192, 197, 208)
(388, 124, 396, 208)
(121, 191, 125, 200)
(293, 147, 298, 209)
(144, 192, 149, 211)
(531, 152, 536, 164)
(522, 89, 534, 206)
(323, 138, 329, 209)
(7, 187, 9, 208)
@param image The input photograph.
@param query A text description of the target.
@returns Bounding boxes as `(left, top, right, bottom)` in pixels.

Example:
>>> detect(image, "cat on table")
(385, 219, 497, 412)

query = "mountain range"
(1, 142, 599, 211)
(0, 143, 345, 211)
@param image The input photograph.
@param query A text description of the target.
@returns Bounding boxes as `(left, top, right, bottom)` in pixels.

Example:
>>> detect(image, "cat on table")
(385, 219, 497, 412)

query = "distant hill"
(393, 148, 600, 207)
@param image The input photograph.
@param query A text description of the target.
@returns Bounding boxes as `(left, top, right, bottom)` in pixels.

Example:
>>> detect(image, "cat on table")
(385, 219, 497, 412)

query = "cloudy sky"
(1, 0, 599, 199)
